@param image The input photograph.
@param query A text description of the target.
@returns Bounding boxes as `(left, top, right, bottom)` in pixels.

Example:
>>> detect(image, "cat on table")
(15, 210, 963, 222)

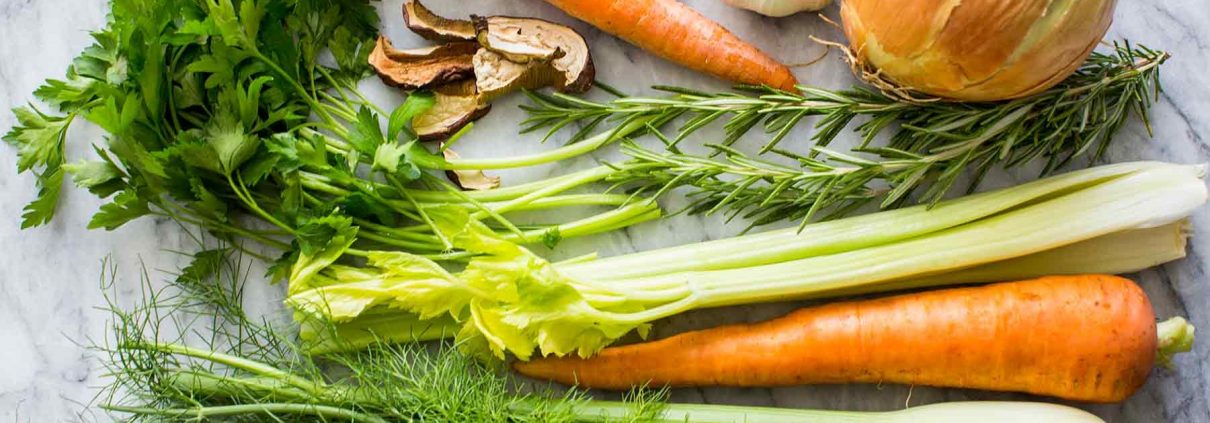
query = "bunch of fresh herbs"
(3, 0, 659, 271)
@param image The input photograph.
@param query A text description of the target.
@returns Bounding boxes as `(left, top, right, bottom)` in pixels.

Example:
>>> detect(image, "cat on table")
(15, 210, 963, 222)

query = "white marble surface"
(2, 0, 1209, 421)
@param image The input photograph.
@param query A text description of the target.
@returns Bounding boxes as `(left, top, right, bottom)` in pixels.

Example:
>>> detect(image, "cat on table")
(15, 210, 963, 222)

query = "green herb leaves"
(90, 190, 150, 230)
(289, 213, 359, 294)
(177, 113, 261, 175)
(4, 106, 76, 227)
(389, 91, 436, 141)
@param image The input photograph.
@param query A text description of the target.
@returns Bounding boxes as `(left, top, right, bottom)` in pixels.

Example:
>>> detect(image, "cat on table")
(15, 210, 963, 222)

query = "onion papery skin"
(840, 0, 1117, 101)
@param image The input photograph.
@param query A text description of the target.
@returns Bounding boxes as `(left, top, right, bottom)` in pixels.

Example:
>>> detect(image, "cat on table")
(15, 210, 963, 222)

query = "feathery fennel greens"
(97, 248, 593, 422)
(526, 42, 1168, 227)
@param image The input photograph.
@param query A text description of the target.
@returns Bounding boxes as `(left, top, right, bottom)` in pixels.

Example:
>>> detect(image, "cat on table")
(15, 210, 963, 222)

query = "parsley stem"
(228, 173, 295, 234)
(420, 173, 526, 238)
(352, 220, 446, 243)
(315, 68, 359, 111)
(152, 202, 290, 251)
(390, 176, 453, 251)
(317, 65, 390, 118)
(253, 52, 342, 130)
(473, 165, 617, 217)
(501, 200, 662, 244)
(319, 100, 358, 123)
(300, 165, 620, 203)
(338, 76, 390, 118)
(356, 231, 445, 251)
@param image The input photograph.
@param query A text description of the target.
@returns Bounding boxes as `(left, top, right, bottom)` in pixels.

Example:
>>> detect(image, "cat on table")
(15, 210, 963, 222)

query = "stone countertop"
(1, 0, 1208, 421)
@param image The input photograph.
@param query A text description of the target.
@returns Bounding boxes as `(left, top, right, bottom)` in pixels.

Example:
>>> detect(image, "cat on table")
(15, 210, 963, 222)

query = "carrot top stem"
(1157, 317, 1196, 367)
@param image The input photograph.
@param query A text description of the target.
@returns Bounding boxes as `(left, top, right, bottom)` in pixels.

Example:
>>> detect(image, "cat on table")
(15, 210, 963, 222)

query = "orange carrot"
(541, 0, 798, 90)
(515, 275, 1160, 403)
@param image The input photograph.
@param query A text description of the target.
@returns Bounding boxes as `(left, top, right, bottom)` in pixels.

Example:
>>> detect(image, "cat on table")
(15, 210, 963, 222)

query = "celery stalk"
(302, 310, 460, 356)
(559, 161, 1172, 282)
(616, 164, 1206, 310)
(846, 221, 1189, 297)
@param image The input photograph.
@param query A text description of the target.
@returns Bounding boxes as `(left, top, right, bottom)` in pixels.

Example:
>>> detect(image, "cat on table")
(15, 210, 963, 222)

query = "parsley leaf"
(186, 43, 251, 89)
(34, 69, 96, 110)
(204, 112, 260, 174)
(178, 248, 229, 284)
(387, 91, 435, 141)
(21, 167, 64, 229)
(346, 107, 384, 156)
(5, 106, 69, 172)
(64, 158, 124, 197)
(4, 106, 75, 227)
(89, 190, 150, 230)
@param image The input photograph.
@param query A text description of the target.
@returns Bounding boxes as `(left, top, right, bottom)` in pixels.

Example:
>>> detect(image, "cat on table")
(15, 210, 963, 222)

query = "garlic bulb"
(722, 0, 832, 17)
(841, 0, 1117, 101)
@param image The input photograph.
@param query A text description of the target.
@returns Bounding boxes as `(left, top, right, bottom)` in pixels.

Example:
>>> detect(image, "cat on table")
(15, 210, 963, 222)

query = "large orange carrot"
(515, 275, 1162, 403)
(541, 0, 798, 90)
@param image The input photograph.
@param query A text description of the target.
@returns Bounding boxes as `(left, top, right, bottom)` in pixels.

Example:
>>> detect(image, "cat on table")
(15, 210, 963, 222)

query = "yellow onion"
(840, 0, 1118, 101)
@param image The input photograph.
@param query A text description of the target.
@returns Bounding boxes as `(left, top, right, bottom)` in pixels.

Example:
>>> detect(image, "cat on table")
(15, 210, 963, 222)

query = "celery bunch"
(291, 161, 1206, 359)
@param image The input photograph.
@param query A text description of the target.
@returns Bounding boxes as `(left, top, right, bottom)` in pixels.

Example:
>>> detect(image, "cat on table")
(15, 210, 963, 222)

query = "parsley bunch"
(5, 0, 660, 270)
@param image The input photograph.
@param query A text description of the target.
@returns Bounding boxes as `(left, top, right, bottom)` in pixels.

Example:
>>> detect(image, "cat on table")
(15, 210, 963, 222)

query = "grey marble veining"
(1, 0, 1209, 421)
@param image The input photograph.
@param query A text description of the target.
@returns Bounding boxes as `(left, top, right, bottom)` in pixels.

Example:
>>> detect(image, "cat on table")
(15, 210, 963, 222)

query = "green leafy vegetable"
(4, 105, 77, 227)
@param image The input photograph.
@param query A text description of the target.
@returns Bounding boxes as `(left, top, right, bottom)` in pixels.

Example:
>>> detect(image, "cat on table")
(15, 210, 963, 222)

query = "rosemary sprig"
(608, 141, 883, 229)
(528, 42, 1169, 227)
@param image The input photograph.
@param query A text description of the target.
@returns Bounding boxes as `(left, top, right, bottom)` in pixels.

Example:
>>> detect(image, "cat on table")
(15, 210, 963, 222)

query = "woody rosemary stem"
(522, 42, 1169, 228)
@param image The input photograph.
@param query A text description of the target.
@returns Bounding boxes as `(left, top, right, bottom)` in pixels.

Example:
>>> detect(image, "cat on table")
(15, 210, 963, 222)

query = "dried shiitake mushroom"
(369, 36, 476, 90)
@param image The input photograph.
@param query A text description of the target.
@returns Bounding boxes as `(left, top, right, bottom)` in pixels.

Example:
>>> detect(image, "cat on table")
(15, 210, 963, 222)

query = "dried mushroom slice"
(474, 49, 560, 102)
(472, 16, 563, 63)
(443, 149, 501, 191)
(473, 16, 595, 93)
(370, 36, 475, 90)
(381, 41, 479, 61)
(414, 80, 491, 141)
(402, 0, 475, 42)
